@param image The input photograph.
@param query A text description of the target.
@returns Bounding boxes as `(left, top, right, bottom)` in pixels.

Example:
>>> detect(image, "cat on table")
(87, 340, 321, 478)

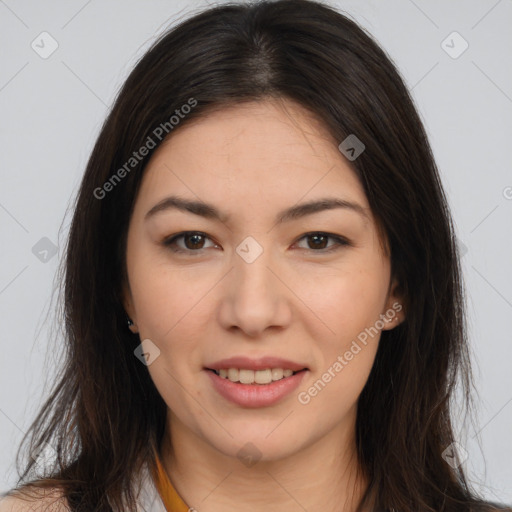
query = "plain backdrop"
(0, 0, 511, 504)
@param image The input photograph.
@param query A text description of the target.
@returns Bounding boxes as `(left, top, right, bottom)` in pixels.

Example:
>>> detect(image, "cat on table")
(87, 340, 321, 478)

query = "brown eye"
(306, 234, 329, 250)
(295, 232, 350, 252)
(182, 233, 206, 250)
(163, 231, 217, 254)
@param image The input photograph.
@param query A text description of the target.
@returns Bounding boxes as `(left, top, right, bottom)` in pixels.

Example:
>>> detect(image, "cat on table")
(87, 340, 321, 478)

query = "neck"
(159, 410, 370, 512)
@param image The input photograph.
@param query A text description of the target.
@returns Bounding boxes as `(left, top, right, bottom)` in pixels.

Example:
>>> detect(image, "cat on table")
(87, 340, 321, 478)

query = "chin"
(208, 427, 308, 463)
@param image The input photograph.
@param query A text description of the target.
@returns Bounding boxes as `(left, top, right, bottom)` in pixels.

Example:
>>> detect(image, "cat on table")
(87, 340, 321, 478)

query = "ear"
(381, 277, 405, 331)
(122, 282, 139, 334)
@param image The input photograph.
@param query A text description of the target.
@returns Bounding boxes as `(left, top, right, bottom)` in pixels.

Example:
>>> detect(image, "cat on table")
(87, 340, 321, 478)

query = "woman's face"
(123, 99, 403, 462)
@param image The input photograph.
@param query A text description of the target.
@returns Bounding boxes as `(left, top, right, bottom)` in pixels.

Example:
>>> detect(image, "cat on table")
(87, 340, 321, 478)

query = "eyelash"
(162, 231, 350, 255)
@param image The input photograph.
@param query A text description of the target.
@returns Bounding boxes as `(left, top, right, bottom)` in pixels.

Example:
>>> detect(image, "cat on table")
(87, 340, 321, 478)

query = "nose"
(217, 247, 292, 338)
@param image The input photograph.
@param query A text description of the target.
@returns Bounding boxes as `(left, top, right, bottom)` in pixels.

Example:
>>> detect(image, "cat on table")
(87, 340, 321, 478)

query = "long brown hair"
(3, 1, 509, 510)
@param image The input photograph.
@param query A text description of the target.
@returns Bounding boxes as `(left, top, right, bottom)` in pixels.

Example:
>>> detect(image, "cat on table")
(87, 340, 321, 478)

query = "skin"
(123, 98, 404, 512)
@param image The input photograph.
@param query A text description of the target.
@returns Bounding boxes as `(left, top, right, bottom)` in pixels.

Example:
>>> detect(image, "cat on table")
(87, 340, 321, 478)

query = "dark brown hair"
(3, 0, 510, 511)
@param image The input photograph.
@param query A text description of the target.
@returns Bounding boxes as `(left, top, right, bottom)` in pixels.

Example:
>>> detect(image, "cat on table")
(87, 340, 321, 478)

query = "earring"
(127, 317, 138, 333)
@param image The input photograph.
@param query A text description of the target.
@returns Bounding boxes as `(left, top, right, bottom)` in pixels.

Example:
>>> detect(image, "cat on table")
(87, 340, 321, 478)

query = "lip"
(206, 368, 308, 408)
(205, 356, 308, 372)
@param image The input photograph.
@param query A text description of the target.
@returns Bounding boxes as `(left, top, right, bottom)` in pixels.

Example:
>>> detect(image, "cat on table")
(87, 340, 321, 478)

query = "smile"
(211, 368, 301, 384)
(206, 368, 308, 408)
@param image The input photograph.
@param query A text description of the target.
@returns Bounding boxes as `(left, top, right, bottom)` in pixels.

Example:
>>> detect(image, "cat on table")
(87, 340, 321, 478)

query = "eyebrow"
(144, 195, 369, 225)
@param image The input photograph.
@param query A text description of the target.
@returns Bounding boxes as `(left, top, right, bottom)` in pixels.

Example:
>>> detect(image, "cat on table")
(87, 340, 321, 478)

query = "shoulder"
(0, 487, 70, 512)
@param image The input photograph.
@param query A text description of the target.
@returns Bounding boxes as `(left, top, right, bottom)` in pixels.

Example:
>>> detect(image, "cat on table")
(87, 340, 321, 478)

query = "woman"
(1, 0, 509, 511)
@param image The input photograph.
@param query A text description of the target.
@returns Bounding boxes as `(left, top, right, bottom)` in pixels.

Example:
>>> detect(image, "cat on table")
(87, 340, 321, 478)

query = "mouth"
(206, 367, 307, 385)
(204, 363, 309, 408)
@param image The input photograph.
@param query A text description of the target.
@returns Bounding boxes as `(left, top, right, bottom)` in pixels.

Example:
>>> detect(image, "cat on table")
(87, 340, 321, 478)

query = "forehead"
(134, 99, 372, 230)
(157, 99, 341, 165)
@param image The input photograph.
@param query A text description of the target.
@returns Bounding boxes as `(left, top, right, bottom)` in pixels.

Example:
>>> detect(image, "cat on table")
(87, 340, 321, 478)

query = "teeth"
(239, 369, 254, 384)
(255, 369, 272, 384)
(213, 368, 300, 384)
(271, 368, 284, 380)
(227, 368, 239, 381)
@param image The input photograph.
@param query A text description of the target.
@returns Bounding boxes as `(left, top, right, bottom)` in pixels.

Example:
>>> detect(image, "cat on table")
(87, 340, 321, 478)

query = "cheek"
(129, 255, 215, 339)
(297, 262, 388, 341)
(300, 353, 376, 424)
(129, 262, 213, 426)
(296, 287, 381, 420)
(294, 257, 387, 406)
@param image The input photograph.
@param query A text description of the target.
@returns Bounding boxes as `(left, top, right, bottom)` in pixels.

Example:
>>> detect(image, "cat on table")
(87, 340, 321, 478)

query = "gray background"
(1, 0, 511, 503)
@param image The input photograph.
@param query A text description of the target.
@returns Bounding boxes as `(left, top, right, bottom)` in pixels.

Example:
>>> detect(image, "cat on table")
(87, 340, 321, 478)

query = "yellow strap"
(152, 452, 191, 512)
